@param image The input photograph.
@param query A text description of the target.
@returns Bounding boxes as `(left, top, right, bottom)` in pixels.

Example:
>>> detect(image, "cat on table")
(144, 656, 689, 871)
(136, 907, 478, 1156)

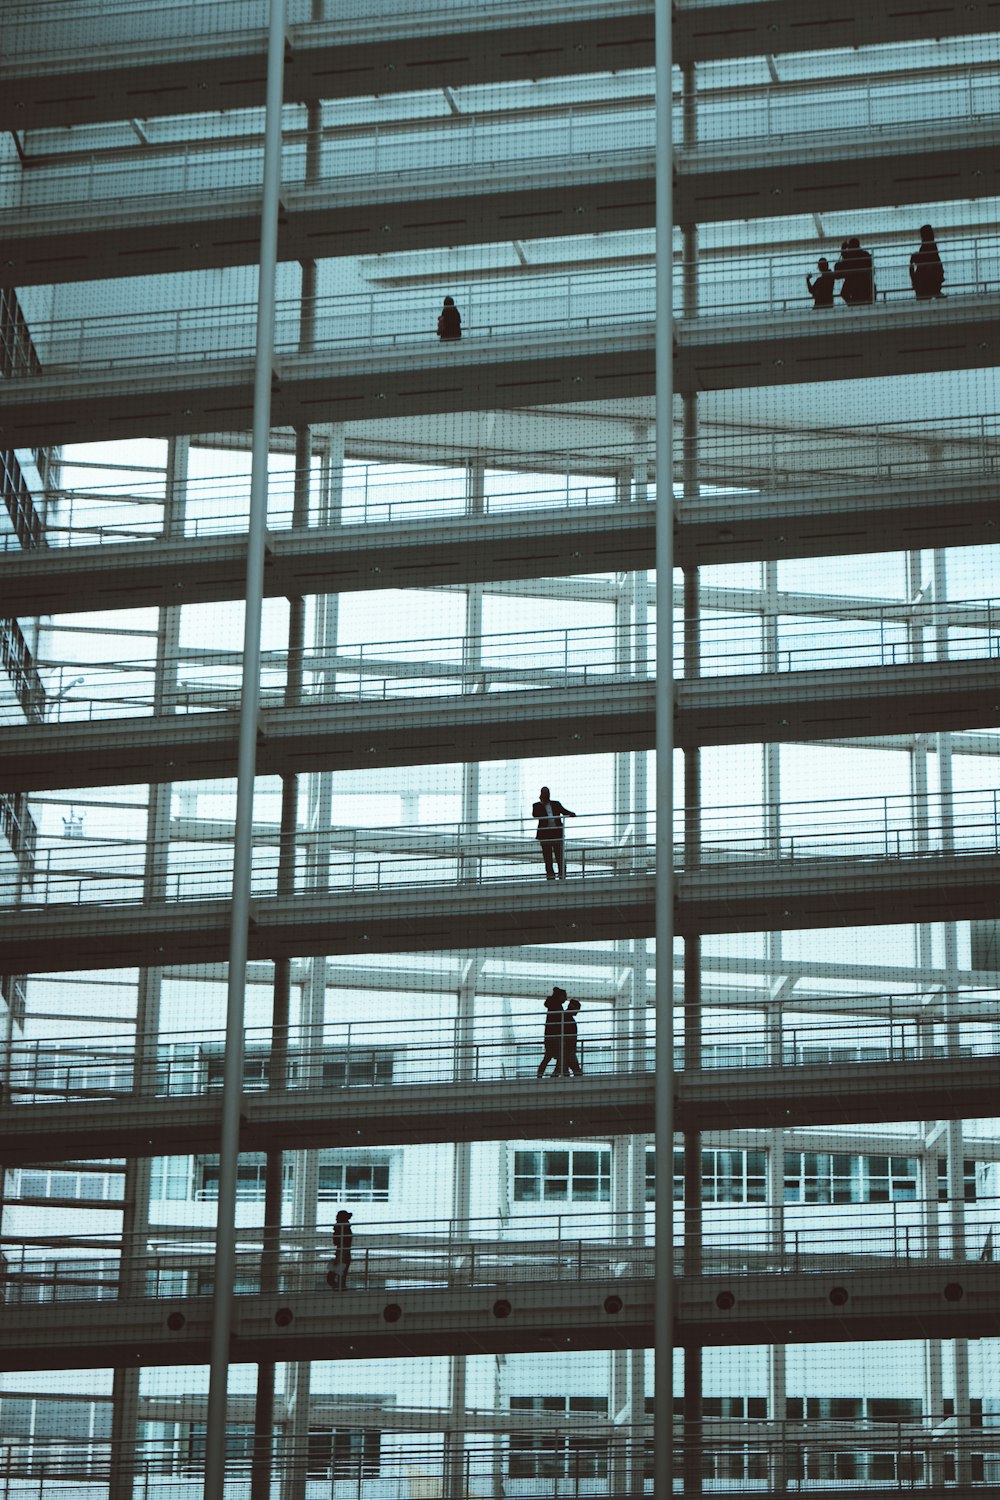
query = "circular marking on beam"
(828, 1286, 849, 1307)
(715, 1290, 735, 1311)
(943, 1282, 964, 1303)
(604, 1294, 624, 1314)
(383, 1303, 403, 1323)
(492, 1299, 512, 1319)
(166, 1311, 186, 1331)
(274, 1307, 294, 1327)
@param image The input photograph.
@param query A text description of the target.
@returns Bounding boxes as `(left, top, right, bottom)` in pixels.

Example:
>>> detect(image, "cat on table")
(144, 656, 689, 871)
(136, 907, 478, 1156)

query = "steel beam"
(6, 1048, 1000, 1167)
(1, 0, 987, 131)
(0, 1261, 995, 1372)
(6, 120, 997, 285)
(4, 299, 999, 448)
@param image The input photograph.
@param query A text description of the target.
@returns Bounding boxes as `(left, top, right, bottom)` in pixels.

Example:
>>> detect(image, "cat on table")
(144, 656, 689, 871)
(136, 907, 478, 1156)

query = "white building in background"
(2, 0, 1000, 1495)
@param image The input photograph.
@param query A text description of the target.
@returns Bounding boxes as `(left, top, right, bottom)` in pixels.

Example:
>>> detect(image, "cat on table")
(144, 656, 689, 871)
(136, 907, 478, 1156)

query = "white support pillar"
(204, 3, 286, 1493)
(111, 433, 188, 1500)
(653, 0, 675, 1485)
(632, 432, 651, 853)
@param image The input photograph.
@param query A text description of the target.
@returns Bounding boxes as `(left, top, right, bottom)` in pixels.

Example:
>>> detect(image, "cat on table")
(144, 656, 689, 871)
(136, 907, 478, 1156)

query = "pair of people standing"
(537, 986, 583, 1078)
(806, 237, 874, 307)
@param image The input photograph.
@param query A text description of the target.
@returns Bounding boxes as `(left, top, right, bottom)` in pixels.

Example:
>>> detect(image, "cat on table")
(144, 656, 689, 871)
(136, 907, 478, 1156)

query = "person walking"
(437, 295, 462, 340)
(537, 987, 567, 1078)
(532, 785, 576, 879)
(562, 997, 583, 1077)
(330, 1209, 353, 1290)
(806, 257, 835, 309)
(910, 224, 945, 299)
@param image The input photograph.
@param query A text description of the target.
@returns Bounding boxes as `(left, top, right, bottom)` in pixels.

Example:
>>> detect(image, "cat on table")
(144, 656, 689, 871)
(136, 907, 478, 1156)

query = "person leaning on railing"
(532, 785, 576, 880)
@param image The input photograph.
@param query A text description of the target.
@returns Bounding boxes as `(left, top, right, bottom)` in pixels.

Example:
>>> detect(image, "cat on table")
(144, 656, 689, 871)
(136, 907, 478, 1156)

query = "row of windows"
(513, 1149, 979, 1205)
(183, 1424, 380, 1478)
(23, 1146, 978, 1209)
(194, 1153, 393, 1203)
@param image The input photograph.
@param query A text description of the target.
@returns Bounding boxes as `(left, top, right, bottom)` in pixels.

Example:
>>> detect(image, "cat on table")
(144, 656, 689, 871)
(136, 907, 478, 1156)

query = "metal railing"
(2, 1195, 997, 1303)
(3, 1426, 999, 1497)
(14, 596, 1000, 727)
(18, 404, 1000, 550)
(5, 786, 1000, 912)
(5, 986, 999, 1103)
(5, 241, 999, 378)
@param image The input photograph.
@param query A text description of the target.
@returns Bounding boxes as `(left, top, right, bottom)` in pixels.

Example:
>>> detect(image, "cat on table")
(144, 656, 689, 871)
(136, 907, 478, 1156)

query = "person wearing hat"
(537, 987, 567, 1078)
(330, 1209, 353, 1290)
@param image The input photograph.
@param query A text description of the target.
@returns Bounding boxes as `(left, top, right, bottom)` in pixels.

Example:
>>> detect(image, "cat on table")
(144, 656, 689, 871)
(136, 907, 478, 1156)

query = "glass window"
(317, 1154, 392, 1202)
(513, 1149, 610, 1203)
(307, 1428, 381, 1477)
(660, 1147, 766, 1203)
(508, 1396, 608, 1479)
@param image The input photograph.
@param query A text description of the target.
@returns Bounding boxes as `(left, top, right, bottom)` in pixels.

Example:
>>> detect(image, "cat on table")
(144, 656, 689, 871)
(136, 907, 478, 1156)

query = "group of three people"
(807, 225, 945, 308)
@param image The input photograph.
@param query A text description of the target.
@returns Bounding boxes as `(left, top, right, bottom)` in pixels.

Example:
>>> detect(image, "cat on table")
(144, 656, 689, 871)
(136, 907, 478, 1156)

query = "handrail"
(2, 1195, 997, 1303)
(10, 406, 998, 551)
(8, 596, 999, 726)
(4, 983, 999, 1102)
(5, 785, 1000, 912)
(3, 250, 999, 379)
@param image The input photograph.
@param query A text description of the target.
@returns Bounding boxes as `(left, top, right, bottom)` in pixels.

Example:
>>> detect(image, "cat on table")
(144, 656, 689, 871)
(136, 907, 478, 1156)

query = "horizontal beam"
(7, 473, 998, 623)
(0, 1261, 993, 1370)
(4, 300, 998, 448)
(0, 502, 652, 617)
(6, 121, 996, 286)
(2, 851, 1000, 971)
(3, 1050, 999, 1166)
(0, 1073, 653, 1165)
(2, 0, 985, 132)
(3, 657, 998, 791)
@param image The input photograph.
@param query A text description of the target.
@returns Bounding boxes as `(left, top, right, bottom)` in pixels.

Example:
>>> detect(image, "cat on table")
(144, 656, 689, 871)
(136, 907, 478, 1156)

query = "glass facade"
(2, 0, 1000, 1495)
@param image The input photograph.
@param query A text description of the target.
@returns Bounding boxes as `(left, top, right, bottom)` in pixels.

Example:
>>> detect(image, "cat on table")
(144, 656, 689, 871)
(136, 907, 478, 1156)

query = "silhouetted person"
(806, 257, 835, 309)
(331, 1209, 353, 1290)
(532, 785, 576, 880)
(537, 987, 567, 1077)
(836, 237, 875, 306)
(910, 224, 945, 299)
(437, 295, 462, 340)
(563, 997, 583, 1076)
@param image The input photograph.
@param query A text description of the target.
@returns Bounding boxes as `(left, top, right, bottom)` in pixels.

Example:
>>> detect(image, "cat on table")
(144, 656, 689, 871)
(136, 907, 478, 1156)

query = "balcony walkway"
(2, 848, 1000, 972)
(4, 298, 998, 449)
(1, 0, 979, 131)
(5, 472, 997, 619)
(6, 116, 996, 286)
(0, 1258, 995, 1370)
(2, 656, 997, 792)
(4, 1047, 1000, 1167)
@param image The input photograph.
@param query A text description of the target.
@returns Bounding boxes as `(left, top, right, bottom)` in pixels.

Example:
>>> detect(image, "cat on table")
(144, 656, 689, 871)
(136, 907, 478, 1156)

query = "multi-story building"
(2, 0, 1000, 1495)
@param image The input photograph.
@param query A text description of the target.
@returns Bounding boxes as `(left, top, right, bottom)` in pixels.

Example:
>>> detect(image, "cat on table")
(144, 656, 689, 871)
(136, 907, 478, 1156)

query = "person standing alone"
(910, 225, 945, 299)
(330, 1209, 353, 1290)
(532, 785, 576, 879)
(437, 295, 462, 340)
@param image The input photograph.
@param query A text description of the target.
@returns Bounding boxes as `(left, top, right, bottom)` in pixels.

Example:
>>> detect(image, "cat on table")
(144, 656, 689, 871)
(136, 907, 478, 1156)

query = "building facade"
(2, 0, 1000, 1495)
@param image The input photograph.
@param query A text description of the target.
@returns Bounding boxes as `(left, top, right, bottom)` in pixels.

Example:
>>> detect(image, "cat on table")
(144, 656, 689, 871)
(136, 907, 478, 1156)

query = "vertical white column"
(653, 0, 675, 1488)
(204, 2, 286, 1494)
(110, 433, 189, 1500)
